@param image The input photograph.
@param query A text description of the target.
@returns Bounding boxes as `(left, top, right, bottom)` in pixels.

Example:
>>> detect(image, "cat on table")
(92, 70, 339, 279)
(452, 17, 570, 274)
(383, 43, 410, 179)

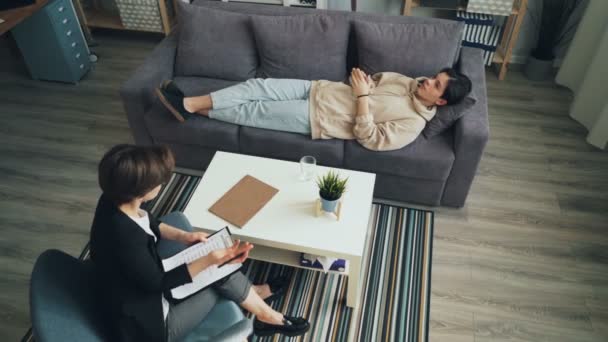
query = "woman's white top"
(130, 210, 170, 321)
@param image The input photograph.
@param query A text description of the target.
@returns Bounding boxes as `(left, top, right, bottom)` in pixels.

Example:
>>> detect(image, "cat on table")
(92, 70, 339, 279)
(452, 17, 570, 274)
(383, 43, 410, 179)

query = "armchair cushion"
(251, 14, 349, 81)
(175, 2, 257, 81)
(30, 249, 253, 342)
(30, 250, 111, 342)
(353, 19, 464, 77)
(183, 299, 252, 342)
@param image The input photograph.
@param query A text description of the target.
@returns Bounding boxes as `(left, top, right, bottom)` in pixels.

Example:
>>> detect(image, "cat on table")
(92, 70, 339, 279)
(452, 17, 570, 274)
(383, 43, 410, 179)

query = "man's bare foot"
(183, 98, 196, 114)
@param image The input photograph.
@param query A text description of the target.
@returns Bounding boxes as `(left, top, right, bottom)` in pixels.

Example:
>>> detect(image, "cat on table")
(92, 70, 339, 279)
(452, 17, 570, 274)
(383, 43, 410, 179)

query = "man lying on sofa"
(155, 67, 472, 152)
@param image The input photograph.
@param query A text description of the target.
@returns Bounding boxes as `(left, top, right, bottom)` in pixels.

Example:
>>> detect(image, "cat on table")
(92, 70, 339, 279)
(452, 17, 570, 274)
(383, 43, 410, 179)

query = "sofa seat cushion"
(344, 131, 455, 181)
(353, 20, 464, 78)
(239, 127, 344, 167)
(175, 2, 257, 81)
(251, 14, 349, 81)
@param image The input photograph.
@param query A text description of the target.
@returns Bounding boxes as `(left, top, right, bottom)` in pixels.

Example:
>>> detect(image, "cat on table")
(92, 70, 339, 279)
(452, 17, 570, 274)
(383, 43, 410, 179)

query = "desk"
(0, 0, 48, 36)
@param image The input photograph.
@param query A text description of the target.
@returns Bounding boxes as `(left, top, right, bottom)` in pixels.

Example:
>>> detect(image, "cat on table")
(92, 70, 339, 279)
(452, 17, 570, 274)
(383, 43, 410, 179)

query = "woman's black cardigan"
(89, 195, 192, 342)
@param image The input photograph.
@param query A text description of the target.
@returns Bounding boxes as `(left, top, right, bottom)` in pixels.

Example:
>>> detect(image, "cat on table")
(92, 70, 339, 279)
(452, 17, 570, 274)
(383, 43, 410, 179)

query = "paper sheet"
(162, 228, 241, 299)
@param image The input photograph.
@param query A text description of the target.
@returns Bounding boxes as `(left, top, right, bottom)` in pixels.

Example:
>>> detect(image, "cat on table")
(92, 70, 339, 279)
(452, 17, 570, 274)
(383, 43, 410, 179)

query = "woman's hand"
(208, 240, 254, 266)
(351, 68, 373, 97)
(187, 239, 254, 278)
(181, 231, 209, 245)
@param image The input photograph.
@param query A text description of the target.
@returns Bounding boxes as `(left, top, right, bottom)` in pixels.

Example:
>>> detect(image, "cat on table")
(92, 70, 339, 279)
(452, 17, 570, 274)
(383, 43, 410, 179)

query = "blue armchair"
(29, 249, 252, 342)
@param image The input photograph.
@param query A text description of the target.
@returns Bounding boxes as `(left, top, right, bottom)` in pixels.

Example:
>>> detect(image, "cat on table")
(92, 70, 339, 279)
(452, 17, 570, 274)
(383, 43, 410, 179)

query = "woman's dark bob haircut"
(98, 144, 174, 205)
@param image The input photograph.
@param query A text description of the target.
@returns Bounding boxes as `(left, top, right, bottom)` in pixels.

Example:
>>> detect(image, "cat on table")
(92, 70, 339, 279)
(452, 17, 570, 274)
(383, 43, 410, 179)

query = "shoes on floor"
(264, 276, 290, 304)
(155, 80, 195, 122)
(253, 316, 310, 337)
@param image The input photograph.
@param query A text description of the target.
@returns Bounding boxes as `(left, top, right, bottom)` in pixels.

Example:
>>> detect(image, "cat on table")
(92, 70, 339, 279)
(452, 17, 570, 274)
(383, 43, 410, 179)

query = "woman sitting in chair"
(89, 144, 309, 342)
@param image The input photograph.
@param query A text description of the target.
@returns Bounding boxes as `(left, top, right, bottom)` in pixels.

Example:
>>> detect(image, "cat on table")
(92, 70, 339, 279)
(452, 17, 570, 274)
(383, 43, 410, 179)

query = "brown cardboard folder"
(209, 175, 279, 228)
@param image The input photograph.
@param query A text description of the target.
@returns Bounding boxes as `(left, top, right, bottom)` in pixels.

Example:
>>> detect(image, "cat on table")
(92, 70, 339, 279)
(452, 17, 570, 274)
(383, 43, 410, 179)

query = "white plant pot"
(320, 196, 340, 213)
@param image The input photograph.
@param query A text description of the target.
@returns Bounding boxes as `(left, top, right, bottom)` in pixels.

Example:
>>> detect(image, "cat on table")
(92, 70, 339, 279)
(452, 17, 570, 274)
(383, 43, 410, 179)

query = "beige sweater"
(308, 72, 436, 151)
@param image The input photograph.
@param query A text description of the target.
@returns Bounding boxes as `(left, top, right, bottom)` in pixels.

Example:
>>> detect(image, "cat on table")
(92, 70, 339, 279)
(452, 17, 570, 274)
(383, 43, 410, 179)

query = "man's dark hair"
(98, 144, 175, 205)
(439, 67, 472, 105)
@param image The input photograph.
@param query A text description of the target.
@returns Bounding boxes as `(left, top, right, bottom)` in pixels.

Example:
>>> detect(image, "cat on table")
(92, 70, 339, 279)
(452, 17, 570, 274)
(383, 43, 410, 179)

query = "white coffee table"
(183, 152, 376, 308)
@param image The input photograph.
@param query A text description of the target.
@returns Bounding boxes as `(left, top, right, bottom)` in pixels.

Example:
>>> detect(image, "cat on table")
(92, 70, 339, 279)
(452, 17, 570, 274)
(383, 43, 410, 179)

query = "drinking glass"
(299, 156, 316, 181)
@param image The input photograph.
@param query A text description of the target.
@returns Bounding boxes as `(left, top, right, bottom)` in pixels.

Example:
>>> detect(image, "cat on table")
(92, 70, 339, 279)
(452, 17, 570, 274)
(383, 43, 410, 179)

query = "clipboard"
(209, 175, 279, 228)
(163, 226, 242, 302)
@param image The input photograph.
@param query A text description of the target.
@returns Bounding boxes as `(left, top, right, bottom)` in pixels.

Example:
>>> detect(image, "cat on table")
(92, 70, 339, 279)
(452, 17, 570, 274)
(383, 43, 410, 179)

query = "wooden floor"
(1, 32, 607, 342)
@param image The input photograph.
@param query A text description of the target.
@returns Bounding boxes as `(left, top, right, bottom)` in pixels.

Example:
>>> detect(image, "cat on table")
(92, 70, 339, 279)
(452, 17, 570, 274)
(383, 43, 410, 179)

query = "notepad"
(209, 175, 279, 228)
(162, 227, 241, 300)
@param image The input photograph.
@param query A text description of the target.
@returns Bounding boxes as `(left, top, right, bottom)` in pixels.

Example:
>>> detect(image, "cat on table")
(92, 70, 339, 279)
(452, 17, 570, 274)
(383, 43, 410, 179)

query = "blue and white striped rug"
(150, 172, 435, 342)
(24, 172, 434, 342)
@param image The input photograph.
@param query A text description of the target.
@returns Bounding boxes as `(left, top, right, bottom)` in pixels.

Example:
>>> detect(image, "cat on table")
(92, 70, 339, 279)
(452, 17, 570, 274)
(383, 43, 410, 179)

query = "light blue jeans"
(209, 78, 312, 135)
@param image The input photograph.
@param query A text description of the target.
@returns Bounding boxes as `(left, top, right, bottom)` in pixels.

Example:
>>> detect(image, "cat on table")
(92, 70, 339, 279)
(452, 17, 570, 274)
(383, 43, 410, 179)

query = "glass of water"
(299, 156, 316, 181)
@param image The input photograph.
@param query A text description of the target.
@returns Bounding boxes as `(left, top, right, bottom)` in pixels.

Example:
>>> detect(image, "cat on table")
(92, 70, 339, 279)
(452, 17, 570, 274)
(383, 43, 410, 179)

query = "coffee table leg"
(346, 255, 362, 308)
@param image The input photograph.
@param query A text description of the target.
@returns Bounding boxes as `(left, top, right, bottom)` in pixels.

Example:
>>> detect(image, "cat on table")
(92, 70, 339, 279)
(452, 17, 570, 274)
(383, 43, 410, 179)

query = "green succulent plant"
(316, 170, 348, 201)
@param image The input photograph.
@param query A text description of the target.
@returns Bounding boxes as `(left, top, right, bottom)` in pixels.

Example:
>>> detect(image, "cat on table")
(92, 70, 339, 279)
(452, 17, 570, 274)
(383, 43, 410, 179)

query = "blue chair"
(29, 249, 252, 342)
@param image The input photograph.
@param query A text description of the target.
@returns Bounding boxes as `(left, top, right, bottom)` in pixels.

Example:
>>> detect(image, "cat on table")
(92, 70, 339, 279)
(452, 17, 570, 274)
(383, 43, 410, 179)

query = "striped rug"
(151, 172, 434, 342)
(24, 172, 434, 342)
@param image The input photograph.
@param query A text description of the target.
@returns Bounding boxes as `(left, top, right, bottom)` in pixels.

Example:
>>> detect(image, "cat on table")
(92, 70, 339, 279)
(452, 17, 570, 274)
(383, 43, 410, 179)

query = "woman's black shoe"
(264, 276, 290, 304)
(253, 316, 310, 337)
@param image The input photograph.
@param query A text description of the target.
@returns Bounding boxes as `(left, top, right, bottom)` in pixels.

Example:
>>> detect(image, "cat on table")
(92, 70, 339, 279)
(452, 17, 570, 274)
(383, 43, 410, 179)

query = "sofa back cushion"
(191, 0, 464, 76)
(175, 2, 257, 80)
(353, 20, 464, 78)
(251, 15, 349, 81)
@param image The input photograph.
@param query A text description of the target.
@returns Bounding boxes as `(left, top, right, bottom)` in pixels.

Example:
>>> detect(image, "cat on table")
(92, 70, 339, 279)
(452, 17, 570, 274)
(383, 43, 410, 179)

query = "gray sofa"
(121, 0, 489, 207)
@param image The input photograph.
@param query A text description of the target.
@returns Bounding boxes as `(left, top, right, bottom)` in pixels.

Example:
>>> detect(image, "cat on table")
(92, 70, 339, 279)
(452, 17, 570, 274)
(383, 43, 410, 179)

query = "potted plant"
(316, 170, 348, 213)
(524, 0, 583, 81)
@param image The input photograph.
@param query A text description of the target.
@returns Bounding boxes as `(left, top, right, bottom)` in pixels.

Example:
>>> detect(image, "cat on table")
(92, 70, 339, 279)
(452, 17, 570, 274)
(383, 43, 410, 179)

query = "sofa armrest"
(441, 47, 489, 207)
(120, 32, 178, 145)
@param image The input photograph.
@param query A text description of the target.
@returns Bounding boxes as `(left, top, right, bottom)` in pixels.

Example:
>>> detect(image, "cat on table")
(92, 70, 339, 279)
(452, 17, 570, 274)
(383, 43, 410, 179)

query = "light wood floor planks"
(1, 32, 607, 342)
